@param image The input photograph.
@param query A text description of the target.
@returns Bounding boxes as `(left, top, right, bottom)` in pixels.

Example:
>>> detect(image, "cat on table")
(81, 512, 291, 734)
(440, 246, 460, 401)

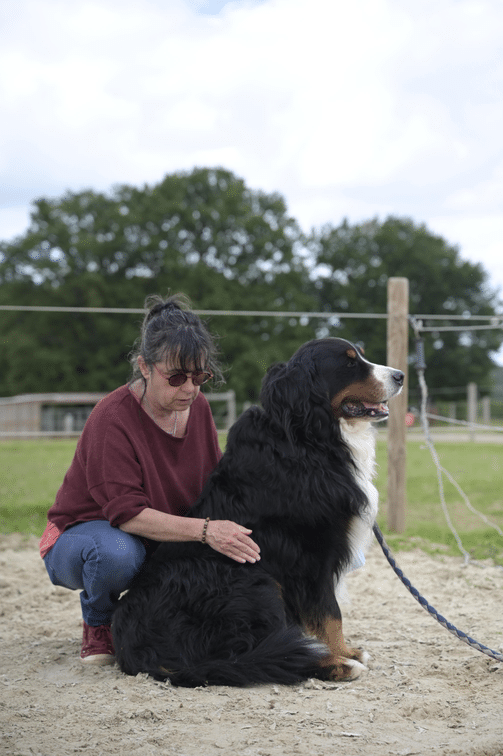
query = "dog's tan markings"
(330, 373, 388, 416)
(346, 348, 357, 359)
(272, 579, 284, 600)
(305, 617, 367, 681)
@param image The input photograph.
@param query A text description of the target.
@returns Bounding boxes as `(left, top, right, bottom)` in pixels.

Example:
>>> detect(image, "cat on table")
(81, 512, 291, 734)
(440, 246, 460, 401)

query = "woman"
(39, 294, 260, 665)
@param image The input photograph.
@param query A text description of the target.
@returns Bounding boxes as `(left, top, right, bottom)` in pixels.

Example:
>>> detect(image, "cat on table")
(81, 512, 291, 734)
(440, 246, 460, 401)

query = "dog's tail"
(149, 628, 328, 688)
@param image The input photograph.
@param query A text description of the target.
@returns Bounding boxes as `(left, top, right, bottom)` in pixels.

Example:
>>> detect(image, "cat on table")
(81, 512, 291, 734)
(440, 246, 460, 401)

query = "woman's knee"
(104, 530, 146, 577)
(77, 521, 146, 572)
(44, 521, 146, 592)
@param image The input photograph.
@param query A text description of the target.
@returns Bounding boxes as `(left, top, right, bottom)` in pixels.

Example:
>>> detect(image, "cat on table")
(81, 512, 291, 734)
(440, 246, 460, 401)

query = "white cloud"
(0, 206, 31, 240)
(428, 214, 503, 294)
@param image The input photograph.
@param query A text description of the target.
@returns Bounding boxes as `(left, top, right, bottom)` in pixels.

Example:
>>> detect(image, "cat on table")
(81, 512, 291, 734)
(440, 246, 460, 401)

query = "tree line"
(0, 167, 501, 405)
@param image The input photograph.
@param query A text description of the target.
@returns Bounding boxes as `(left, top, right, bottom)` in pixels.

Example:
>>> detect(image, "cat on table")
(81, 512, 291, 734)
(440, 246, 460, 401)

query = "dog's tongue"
(361, 402, 388, 417)
(343, 400, 388, 418)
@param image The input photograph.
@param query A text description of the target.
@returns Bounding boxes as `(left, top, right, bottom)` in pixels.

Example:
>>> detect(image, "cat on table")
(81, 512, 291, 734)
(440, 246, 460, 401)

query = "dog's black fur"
(112, 338, 403, 687)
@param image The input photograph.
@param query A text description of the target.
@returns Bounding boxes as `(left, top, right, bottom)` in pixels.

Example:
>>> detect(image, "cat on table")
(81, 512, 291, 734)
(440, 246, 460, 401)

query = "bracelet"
(201, 517, 210, 544)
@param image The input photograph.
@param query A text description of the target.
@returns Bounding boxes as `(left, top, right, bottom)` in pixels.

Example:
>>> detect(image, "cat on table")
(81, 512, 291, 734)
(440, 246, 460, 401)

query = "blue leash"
(373, 524, 503, 663)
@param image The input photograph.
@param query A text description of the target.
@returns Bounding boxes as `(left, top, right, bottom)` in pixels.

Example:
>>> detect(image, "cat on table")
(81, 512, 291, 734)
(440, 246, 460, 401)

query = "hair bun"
(147, 300, 181, 322)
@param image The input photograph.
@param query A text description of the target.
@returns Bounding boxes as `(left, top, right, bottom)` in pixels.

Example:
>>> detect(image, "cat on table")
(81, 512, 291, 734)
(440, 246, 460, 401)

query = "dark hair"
(129, 293, 224, 387)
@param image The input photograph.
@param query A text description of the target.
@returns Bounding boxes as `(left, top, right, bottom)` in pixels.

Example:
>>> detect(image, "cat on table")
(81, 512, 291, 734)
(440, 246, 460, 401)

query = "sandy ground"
(1, 534, 503, 756)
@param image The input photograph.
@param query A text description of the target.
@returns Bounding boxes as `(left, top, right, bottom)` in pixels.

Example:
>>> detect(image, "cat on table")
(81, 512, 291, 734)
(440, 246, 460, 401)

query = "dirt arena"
(1, 534, 502, 756)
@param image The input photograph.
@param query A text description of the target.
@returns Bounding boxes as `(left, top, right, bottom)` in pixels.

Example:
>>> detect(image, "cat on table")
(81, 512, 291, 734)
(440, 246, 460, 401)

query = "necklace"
(148, 402, 178, 435)
(168, 411, 178, 436)
(133, 385, 179, 435)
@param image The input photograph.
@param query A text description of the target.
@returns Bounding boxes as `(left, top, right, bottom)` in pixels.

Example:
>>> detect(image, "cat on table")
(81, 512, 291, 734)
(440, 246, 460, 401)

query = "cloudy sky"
(1, 0, 503, 358)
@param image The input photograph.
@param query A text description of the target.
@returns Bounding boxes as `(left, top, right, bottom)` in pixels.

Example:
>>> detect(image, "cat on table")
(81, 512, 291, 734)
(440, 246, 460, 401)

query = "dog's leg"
(306, 616, 369, 681)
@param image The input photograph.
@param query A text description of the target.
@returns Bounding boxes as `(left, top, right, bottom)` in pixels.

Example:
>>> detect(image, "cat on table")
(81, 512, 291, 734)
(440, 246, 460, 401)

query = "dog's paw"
(344, 658, 368, 680)
(359, 650, 371, 666)
(345, 646, 371, 667)
(328, 657, 368, 682)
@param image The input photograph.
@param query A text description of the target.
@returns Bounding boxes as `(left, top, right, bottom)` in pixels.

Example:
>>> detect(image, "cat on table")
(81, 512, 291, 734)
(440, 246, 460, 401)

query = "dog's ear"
(260, 358, 336, 445)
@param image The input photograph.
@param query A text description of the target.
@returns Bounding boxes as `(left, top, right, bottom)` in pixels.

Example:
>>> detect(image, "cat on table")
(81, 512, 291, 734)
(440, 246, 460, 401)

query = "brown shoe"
(80, 621, 115, 665)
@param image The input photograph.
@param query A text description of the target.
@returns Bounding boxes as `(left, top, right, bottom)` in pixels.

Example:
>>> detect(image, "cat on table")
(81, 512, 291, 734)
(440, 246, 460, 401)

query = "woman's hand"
(119, 510, 260, 563)
(204, 520, 261, 564)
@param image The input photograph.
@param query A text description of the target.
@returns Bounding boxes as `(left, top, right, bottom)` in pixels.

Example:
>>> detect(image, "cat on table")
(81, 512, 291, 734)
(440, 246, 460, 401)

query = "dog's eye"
(347, 357, 357, 368)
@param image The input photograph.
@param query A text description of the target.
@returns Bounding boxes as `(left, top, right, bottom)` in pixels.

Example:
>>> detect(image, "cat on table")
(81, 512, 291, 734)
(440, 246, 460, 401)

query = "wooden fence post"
(387, 277, 409, 532)
(481, 395, 490, 426)
(467, 382, 477, 442)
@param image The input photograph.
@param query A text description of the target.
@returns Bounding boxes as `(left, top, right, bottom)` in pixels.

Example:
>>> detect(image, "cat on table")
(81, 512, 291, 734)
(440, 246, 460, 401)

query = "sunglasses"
(153, 363, 213, 387)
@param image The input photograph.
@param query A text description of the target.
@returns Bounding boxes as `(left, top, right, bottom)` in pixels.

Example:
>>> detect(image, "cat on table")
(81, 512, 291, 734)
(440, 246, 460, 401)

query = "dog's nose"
(392, 370, 404, 386)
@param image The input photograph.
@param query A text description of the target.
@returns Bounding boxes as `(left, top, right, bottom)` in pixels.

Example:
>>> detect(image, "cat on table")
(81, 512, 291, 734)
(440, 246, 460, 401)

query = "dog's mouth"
(341, 399, 389, 420)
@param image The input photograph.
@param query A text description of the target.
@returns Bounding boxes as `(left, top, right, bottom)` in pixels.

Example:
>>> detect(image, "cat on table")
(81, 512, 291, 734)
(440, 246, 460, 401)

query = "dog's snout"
(392, 370, 404, 386)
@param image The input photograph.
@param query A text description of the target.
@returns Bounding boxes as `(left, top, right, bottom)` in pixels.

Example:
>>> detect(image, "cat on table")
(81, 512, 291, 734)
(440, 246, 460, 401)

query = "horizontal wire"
(1, 304, 502, 325)
(0, 305, 386, 318)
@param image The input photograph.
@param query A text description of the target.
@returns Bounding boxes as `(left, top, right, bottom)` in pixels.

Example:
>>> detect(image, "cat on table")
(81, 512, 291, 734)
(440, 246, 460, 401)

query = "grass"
(0, 439, 79, 536)
(375, 439, 503, 565)
(1, 436, 502, 565)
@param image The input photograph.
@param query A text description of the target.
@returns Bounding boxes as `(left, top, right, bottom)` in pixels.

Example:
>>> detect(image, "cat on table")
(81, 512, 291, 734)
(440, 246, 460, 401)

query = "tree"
(0, 168, 317, 401)
(2, 178, 501, 406)
(307, 216, 503, 400)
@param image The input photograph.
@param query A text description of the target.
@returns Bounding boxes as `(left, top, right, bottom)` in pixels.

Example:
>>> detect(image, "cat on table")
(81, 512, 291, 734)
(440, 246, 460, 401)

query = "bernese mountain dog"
(112, 337, 403, 686)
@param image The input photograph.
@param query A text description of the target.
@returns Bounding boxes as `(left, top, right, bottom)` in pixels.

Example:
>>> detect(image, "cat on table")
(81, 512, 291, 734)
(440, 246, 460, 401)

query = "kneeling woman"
(40, 294, 260, 664)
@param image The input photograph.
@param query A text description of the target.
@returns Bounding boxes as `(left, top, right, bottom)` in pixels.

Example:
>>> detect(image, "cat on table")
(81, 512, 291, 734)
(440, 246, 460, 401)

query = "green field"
(1, 437, 502, 565)
(374, 440, 503, 565)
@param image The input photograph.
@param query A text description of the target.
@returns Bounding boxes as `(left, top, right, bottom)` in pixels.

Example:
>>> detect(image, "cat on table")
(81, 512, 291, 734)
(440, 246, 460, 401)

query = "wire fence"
(1, 303, 502, 437)
(3, 302, 503, 563)
(1, 303, 502, 323)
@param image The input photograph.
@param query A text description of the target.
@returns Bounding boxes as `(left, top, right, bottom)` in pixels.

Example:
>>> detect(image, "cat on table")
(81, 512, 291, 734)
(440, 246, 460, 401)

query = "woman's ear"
(137, 356, 150, 381)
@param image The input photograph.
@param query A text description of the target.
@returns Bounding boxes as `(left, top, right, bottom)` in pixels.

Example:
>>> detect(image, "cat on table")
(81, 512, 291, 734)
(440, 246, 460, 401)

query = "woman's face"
(138, 355, 204, 414)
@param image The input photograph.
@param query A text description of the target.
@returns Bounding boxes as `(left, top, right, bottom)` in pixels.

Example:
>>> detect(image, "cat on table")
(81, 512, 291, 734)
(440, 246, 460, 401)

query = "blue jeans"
(43, 521, 147, 626)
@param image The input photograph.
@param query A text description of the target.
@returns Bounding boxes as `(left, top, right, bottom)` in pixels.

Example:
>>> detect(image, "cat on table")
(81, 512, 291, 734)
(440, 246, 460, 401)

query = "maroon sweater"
(44, 385, 221, 538)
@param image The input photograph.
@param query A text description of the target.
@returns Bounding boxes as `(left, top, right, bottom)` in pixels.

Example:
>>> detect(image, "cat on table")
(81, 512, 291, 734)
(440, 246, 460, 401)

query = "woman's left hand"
(204, 520, 261, 564)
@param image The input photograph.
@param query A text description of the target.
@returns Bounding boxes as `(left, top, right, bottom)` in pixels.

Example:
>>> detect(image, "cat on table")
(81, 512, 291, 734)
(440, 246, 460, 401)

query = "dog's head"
(260, 338, 403, 441)
(305, 338, 404, 422)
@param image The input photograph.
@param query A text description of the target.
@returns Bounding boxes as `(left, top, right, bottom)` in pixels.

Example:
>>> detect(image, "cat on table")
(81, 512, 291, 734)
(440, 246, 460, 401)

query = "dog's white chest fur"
(339, 419, 379, 571)
(340, 419, 379, 517)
